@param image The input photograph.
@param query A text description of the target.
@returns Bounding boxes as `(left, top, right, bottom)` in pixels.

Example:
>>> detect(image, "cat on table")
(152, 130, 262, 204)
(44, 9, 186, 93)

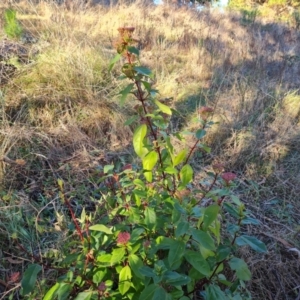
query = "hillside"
(0, 0, 299, 299)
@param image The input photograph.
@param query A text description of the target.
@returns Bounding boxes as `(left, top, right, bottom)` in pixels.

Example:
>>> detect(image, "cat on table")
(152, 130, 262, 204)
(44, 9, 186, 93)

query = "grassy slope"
(0, 0, 300, 298)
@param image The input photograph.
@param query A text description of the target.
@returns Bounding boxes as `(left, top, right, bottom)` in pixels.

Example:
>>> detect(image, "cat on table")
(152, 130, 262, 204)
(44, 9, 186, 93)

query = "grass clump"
(282, 90, 300, 121)
(4, 8, 23, 39)
(240, 9, 259, 25)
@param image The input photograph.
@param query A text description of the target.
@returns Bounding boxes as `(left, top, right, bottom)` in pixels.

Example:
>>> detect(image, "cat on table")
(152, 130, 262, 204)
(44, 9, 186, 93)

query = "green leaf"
(168, 240, 185, 269)
(175, 221, 189, 237)
(170, 289, 184, 298)
(173, 149, 187, 167)
(224, 203, 239, 218)
(74, 292, 93, 300)
(142, 80, 151, 91)
(133, 189, 148, 198)
(130, 228, 145, 242)
(62, 253, 79, 265)
(109, 53, 121, 71)
(206, 284, 227, 300)
(154, 99, 172, 115)
(156, 236, 176, 250)
(216, 245, 231, 262)
(150, 89, 159, 97)
(57, 283, 72, 300)
(97, 253, 112, 263)
(184, 251, 210, 276)
(199, 245, 214, 259)
(189, 267, 206, 280)
(199, 143, 211, 153)
(164, 271, 191, 286)
(21, 264, 42, 295)
(103, 164, 114, 174)
(139, 284, 157, 300)
(111, 247, 126, 265)
(133, 179, 146, 189)
(140, 266, 156, 277)
(164, 166, 178, 174)
(133, 66, 153, 78)
(153, 286, 172, 300)
(124, 115, 139, 126)
(145, 207, 156, 231)
(174, 202, 186, 214)
(119, 265, 132, 295)
(127, 46, 140, 56)
(165, 136, 174, 153)
(89, 224, 112, 234)
(191, 229, 216, 250)
(235, 235, 267, 253)
(241, 217, 260, 225)
(133, 124, 148, 158)
(172, 208, 181, 224)
(180, 164, 193, 186)
(208, 188, 230, 197)
(143, 151, 158, 182)
(195, 129, 206, 139)
(43, 283, 59, 300)
(217, 274, 232, 287)
(229, 257, 251, 281)
(231, 195, 242, 206)
(133, 195, 141, 207)
(209, 218, 221, 243)
(203, 205, 220, 230)
(120, 83, 134, 106)
(93, 269, 106, 284)
(129, 254, 145, 279)
(144, 171, 152, 182)
(227, 223, 240, 236)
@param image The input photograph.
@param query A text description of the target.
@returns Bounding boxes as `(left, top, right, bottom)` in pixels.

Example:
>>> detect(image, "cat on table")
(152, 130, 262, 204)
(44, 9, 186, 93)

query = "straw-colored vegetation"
(0, 0, 299, 299)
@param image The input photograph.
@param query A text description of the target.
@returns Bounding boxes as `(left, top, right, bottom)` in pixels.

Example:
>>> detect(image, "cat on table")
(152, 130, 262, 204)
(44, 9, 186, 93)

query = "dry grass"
(0, 0, 300, 299)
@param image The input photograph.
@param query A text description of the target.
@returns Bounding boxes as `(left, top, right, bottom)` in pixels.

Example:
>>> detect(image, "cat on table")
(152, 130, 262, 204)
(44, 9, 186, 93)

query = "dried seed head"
(98, 282, 106, 292)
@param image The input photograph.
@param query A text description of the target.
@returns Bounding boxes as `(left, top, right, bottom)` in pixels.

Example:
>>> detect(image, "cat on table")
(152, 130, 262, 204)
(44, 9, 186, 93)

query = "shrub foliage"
(21, 27, 267, 300)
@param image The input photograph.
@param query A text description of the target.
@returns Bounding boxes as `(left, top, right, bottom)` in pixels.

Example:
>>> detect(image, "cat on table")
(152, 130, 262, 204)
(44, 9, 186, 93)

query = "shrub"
(21, 27, 267, 299)
(4, 8, 23, 39)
